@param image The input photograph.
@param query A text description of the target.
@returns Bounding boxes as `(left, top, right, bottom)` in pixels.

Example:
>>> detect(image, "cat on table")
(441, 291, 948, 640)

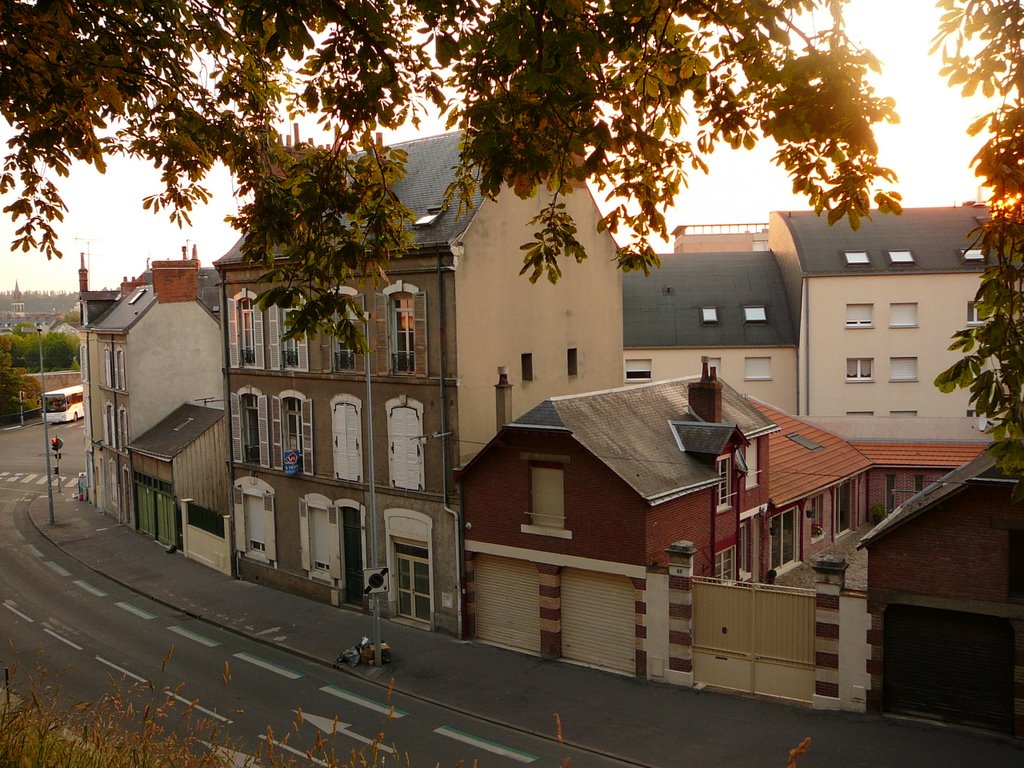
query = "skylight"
(844, 251, 870, 265)
(962, 248, 984, 261)
(888, 250, 915, 264)
(127, 287, 148, 305)
(743, 305, 767, 323)
(414, 206, 444, 227)
(786, 433, 822, 451)
(701, 307, 718, 324)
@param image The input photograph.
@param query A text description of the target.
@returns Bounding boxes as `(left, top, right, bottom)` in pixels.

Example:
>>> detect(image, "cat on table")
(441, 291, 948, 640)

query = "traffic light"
(363, 567, 389, 595)
(50, 436, 63, 458)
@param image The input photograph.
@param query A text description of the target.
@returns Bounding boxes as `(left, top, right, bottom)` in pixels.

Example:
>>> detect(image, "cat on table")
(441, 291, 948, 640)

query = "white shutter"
(271, 395, 282, 469)
(302, 397, 314, 476)
(233, 487, 245, 553)
(117, 349, 126, 389)
(103, 348, 112, 387)
(268, 306, 280, 370)
(333, 400, 361, 481)
(328, 507, 342, 579)
(257, 395, 270, 468)
(263, 491, 276, 561)
(413, 291, 428, 376)
(298, 498, 310, 572)
(890, 357, 918, 381)
(227, 298, 239, 367)
(845, 303, 873, 326)
(889, 303, 918, 327)
(253, 306, 265, 368)
(230, 392, 241, 463)
(102, 404, 110, 445)
(389, 405, 421, 489)
(744, 356, 771, 380)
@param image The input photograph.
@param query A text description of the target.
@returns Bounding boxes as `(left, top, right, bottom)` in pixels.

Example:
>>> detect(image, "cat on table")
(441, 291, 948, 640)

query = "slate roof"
(128, 403, 223, 460)
(752, 400, 871, 508)
(622, 251, 797, 348)
(773, 205, 988, 276)
(89, 285, 158, 331)
(216, 132, 484, 266)
(512, 377, 777, 503)
(850, 440, 987, 468)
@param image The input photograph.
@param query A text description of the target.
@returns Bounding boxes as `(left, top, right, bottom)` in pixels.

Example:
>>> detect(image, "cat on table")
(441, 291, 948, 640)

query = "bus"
(43, 384, 85, 423)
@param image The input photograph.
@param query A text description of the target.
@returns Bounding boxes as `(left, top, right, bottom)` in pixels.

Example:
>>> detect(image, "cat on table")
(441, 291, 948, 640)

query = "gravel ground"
(774, 522, 873, 591)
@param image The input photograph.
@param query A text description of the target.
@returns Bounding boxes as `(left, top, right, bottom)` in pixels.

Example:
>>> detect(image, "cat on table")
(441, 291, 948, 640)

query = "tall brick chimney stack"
(121, 274, 147, 298)
(78, 252, 89, 293)
(687, 356, 723, 423)
(495, 366, 513, 431)
(151, 258, 199, 303)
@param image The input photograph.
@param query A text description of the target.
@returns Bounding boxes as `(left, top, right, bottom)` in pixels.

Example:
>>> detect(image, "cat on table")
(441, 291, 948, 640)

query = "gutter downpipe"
(801, 277, 809, 415)
(220, 274, 239, 577)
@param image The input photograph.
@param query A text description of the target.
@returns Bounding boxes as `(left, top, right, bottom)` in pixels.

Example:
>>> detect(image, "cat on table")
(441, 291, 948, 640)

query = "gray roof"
(774, 205, 988, 276)
(128, 403, 223, 460)
(89, 285, 158, 331)
(622, 251, 797, 348)
(513, 377, 777, 503)
(216, 132, 484, 266)
(671, 421, 739, 455)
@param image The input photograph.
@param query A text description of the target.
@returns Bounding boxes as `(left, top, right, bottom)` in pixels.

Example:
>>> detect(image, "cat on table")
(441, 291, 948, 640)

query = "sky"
(1, 0, 993, 292)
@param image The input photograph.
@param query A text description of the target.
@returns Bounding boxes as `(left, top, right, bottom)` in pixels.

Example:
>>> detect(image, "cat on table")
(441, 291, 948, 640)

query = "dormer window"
(701, 307, 718, 325)
(844, 251, 870, 266)
(414, 207, 443, 227)
(743, 305, 767, 324)
(962, 248, 984, 262)
(888, 249, 914, 264)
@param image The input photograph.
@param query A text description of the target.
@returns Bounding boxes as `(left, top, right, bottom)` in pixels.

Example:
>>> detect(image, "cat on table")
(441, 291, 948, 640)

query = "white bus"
(43, 384, 85, 423)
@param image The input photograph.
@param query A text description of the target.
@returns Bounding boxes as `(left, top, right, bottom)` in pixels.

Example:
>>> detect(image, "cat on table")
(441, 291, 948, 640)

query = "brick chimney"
(688, 356, 723, 423)
(495, 366, 513, 431)
(151, 259, 199, 303)
(78, 252, 89, 293)
(120, 274, 147, 298)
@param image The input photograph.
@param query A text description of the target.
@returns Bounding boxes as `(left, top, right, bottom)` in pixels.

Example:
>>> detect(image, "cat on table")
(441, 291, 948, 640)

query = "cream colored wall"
(127, 303, 223, 438)
(182, 519, 232, 576)
(804, 273, 977, 417)
(839, 592, 870, 712)
(623, 347, 798, 413)
(454, 187, 624, 463)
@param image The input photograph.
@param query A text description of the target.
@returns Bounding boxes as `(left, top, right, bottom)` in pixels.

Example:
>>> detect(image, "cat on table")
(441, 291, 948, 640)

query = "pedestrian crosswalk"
(0, 471, 78, 489)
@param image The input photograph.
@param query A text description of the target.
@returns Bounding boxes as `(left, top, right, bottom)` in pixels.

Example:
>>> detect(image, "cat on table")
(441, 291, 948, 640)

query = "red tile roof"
(753, 401, 872, 508)
(849, 441, 986, 468)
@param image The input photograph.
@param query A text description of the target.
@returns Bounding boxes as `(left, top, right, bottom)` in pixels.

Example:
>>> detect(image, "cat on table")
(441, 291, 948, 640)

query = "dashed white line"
(26, 544, 43, 558)
(434, 726, 538, 764)
(232, 652, 302, 680)
(44, 560, 71, 577)
(258, 736, 328, 767)
(320, 685, 407, 718)
(95, 656, 147, 683)
(115, 601, 156, 620)
(167, 625, 220, 647)
(163, 689, 233, 723)
(3, 602, 33, 622)
(44, 628, 83, 650)
(74, 580, 107, 597)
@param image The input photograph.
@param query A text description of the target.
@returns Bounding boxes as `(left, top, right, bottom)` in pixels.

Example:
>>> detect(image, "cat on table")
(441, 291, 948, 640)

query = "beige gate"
(474, 555, 541, 653)
(561, 569, 636, 675)
(692, 577, 815, 702)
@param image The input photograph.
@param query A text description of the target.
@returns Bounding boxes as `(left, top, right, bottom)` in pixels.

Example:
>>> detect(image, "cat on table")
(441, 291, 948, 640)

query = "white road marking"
(22, 474, 38, 483)
(320, 685, 407, 718)
(44, 560, 71, 577)
(163, 689, 233, 723)
(3, 602, 33, 622)
(115, 601, 156, 620)
(233, 653, 301, 680)
(0, 471, 8, 476)
(168, 625, 220, 647)
(74, 580, 107, 597)
(296, 710, 396, 754)
(203, 743, 255, 768)
(259, 735, 328, 766)
(434, 726, 538, 764)
(95, 656, 147, 683)
(44, 628, 83, 650)
(35, 477, 49, 485)
(4, 475, 21, 482)
(26, 544, 43, 557)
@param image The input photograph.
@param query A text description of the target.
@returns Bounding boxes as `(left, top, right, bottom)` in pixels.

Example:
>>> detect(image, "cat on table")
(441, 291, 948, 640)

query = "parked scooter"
(337, 636, 392, 667)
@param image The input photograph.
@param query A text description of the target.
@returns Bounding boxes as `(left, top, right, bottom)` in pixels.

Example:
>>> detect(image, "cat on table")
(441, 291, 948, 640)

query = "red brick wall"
(865, 467, 949, 515)
(151, 259, 199, 303)
(645, 490, 716, 574)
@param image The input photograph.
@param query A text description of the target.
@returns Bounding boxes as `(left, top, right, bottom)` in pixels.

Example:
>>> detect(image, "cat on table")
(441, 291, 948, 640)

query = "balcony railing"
(392, 350, 415, 373)
(282, 348, 299, 368)
(240, 347, 256, 365)
(333, 349, 356, 371)
(244, 444, 261, 463)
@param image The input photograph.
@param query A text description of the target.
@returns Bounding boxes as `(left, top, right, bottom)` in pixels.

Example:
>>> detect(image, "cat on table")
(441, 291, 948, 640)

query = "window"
(377, 284, 426, 376)
(769, 508, 797, 569)
(967, 301, 982, 326)
(332, 395, 362, 482)
(744, 356, 771, 380)
(332, 290, 363, 372)
(103, 347, 114, 388)
(390, 294, 416, 372)
(707, 357, 721, 376)
(716, 455, 733, 511)
(962, 248, 984, 262)
(239, 298, 256, 364)
(701, 307, 718, 324)
(743, 305, 767, 323)
(233, 483, 276, 562)
(282, 397, 303, 453)
(274, 392, 313, 475)
(889, 410, 918, 417)
(299, 496, 338, 578)
(844, 250, 870, 265)
(241, 393, 262, 464)
(744, 439, 759, 489)
(387, 397, 424, 491)
(808, 494, 824, 534)
(889, 302, 918, 328)
(521, 352, 534, 382)
(118, 406, 128, 449)
(244, 492, 266, 553)
(846, 410, 874, 416)
(888, 249, 914, 264)
(914, 474, 925, 493)
(715, 546, 735, 580)
(567, 347, 578, 377)
(845, 304, 873, 327)
(395, 542, 431, 622)
(738, 522, 751, 578)
(890, 357, 918, 382)
(273, 308, 306, 370)
(834, 481, 852, 533)
(530, 463, 565, 529)
(846, 358, 873, 381)
(115, 348, 126, 389)
(787, 432, 822, 451)
(625, 358, 652, 381)
(229, 291, 264, 368)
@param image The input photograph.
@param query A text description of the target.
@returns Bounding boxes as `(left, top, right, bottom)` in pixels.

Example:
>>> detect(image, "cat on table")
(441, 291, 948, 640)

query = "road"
(0, 421, 633, 767)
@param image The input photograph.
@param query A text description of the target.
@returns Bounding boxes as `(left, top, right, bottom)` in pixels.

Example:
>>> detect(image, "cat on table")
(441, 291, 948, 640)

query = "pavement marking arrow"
(295, 710, 395, 755)
(203, 742, 258, 768)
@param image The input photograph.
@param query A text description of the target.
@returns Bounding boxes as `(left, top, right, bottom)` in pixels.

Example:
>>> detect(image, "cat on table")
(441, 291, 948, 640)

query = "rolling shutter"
(474, 556, 540, 653)
(561, 569, 636, 675)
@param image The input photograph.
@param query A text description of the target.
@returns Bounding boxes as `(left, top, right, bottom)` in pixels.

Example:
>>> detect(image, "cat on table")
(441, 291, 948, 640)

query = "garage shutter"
(474, 556, 540, 654)
(561, 569, 636, 674)
(884, 604, 1014, 734)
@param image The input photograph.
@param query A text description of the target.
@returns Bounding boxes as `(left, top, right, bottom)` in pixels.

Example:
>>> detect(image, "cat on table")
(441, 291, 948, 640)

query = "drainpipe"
(801, 277, 809, 415)
(220, 274, 239, 577)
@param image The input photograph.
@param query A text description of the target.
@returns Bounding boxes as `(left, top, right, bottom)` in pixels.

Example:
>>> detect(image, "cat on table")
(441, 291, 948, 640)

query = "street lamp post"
(37, 327, 55, 524)
(365, 316, 382, 666)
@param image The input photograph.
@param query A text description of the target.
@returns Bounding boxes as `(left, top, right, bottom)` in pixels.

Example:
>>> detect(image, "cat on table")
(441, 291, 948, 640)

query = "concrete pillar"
(811, 554, 847, 710)
(665, 540, 697, 686)
(537, 563, 561, 658)
(631, 576, 647, 678)
(464, 551, 477, 638)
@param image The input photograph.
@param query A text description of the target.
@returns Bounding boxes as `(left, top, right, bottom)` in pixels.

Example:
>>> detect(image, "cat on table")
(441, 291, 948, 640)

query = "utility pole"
(365, 315, 382, 666)
(37, 327, 55, 525)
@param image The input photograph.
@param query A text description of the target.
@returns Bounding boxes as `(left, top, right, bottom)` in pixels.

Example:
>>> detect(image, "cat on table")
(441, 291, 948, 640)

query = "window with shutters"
(845, 303, 873, 327)
(103, 346, 114, 388)
(846, 357, 873, 381)
(530, 463, 565, 528)
(244, 492, 266, 552)
(229, 290, 264, 368)
(624, 358, 651, 381)
(239, 298, 257, 364)
(889, 302, 918, 328)
(376, 283, 426, 376)
(744, 356, 771, 380)
(391, 293, 416, 373)
(716, 455, 733, 511)
(331, 289, 364, 372)
(274, 391, 313, 475)
(387, 397, 424, 491)
(331, 395, 362, 481)
(233, 479, 276, 562)
(890, 356, 918, 382)
(241, 393, 261, 463)
(283, 397, 303, 453)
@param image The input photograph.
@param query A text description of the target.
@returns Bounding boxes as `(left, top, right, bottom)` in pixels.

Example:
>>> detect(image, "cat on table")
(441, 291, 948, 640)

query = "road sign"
(363, 567, 389, 595)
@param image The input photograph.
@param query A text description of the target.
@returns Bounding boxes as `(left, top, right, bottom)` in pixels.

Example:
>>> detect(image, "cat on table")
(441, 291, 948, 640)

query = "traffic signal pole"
(38, 327, 55, 525)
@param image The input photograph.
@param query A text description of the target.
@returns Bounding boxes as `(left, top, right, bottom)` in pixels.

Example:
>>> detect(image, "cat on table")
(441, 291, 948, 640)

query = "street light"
(37, 326, 55, 524)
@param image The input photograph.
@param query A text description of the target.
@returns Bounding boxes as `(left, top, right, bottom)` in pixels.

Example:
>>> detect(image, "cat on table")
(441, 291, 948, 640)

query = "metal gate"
(692, 577, 815, 702)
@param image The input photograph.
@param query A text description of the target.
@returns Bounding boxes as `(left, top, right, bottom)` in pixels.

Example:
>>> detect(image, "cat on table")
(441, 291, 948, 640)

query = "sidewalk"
(27, 492, 1021, 767)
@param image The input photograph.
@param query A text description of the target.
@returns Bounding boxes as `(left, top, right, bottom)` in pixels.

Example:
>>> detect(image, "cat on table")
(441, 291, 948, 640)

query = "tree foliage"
(0, 335, 38, 416)
(6, 329, 78, 373)
(932, 0, 1024, 490)
(2, 0, 900, 343)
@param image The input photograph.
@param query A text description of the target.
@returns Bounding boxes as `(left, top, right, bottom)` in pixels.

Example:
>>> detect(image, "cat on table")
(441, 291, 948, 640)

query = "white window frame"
(233, 479, 276, 563)
(889, 302, 918, 328)
(715, 546, 735, 580)
(624, 358, 652, 381)
(967, 301, 982, 326)
(845, 303, 873, 328)
(701, 307, 718, 324)
(716, 455, 733, 511)
(889, 357, 918, 382)
(844, 251, 870, 265)
(846, 357, 873, 382)
(744, 439, 759, 490)
(744, 356, 771, 381)
(743, 305, 767, 323)
(888, 249, 915, 264)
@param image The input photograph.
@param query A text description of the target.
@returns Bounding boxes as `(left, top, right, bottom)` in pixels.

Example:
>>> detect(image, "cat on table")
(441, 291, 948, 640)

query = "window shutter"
(846, 304, 872, 326)
(268, 306, 280, 370)
(253, 306, 265, 368)
(297, 334, 309, 372)
(298, 498, 310, 572)
(230, 393, 241, 463)
(116, 350, 126, 389)
(374, 293, 389, 374)
(889, 303, 917, 327)
(233, 487, 245, 553)
(890, 357, 918, 381)
(328, 507, 342, 579)
(301, 397, 314, 475)
(262, 491, 276, 561)
(103, 348, 112, 387)
(257, 395, 270, 468)
(102, 404, 110, 445)
(414, 291, 428, 376)
(227, 298, 239, 368)
(353, 295, 366, 374)
(271, 395, 282, 470)
(388, 406, 404, 488)
(333, 401, 361, 481)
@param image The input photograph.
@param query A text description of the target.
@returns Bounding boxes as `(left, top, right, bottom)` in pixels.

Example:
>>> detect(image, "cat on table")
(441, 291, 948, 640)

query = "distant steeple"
(11, 281, 24, 316)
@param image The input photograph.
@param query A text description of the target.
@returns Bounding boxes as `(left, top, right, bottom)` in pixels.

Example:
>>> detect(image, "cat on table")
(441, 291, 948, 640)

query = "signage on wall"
(284, 450, 300, 476)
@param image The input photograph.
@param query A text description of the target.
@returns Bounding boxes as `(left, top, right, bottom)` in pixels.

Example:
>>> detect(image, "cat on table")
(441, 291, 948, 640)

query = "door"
(395, 542, 431, 623)
(342, 507, 363, 603)
(155, 491, 176, 547)
(560, 569, 636, 674)
(136, 483, 156, 537)
(473, 555, 540, 653)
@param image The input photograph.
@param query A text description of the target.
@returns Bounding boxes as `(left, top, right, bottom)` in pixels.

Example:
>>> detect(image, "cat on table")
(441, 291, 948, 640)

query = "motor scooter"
(337, 636, 391, 667)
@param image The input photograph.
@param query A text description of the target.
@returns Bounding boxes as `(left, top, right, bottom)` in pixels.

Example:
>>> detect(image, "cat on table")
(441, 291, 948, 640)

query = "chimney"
(191, 244, 198, 261)
(121, 273, 147, 298)
(495, 366, 513, 431)
(151, 258, 199, 303)
(687, 356, 723, 423)
(78, 252, 89, 293)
